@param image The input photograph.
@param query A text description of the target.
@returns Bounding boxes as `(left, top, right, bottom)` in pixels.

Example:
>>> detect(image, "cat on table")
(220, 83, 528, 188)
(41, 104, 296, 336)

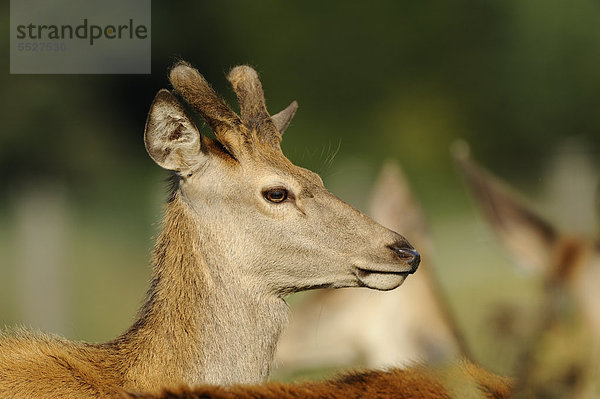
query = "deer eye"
(263, 188, 288, 203)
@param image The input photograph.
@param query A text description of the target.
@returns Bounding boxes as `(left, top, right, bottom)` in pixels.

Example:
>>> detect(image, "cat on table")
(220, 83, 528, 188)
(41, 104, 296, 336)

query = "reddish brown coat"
(123, 363, 512, 399)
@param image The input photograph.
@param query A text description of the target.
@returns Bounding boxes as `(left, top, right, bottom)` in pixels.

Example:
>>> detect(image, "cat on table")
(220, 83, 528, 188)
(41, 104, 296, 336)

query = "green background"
(1, 0, 599, 379)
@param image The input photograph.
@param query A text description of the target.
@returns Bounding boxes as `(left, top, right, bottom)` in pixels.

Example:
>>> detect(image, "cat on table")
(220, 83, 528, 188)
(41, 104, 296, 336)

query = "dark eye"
(263, 188, 288, 203)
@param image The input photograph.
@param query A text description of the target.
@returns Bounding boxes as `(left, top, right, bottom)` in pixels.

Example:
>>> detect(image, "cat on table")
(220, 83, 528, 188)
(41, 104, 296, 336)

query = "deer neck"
(115, 195, 288, 390)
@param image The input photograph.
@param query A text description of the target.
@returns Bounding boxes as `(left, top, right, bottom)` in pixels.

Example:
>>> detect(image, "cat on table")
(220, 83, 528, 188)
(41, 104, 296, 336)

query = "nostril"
(407, 249, 421, 272)
(389, 244, 421, 273)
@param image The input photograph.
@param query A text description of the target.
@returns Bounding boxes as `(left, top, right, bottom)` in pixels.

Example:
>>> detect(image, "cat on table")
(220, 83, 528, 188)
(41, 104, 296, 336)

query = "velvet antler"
(169, 62, 243, 147)
(169, 62, 298, 152)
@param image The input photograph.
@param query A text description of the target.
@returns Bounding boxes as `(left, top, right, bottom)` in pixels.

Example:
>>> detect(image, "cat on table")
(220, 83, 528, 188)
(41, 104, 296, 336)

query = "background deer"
(275, 160, 469, 373)
(0, 63, 420, 398)
(454, 143, 600, 398)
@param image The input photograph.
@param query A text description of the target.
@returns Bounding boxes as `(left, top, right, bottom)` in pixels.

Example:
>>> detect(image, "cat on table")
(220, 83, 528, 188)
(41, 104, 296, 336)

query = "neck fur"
(112, 195, 288, 391)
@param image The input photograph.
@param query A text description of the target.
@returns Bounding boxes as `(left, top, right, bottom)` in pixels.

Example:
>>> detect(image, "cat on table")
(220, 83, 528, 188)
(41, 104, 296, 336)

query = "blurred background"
(1, 0, 599, 382)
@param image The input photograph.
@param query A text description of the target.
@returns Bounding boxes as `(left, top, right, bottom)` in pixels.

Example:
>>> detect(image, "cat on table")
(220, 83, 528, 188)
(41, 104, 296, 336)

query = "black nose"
(389, 243, 420, 274)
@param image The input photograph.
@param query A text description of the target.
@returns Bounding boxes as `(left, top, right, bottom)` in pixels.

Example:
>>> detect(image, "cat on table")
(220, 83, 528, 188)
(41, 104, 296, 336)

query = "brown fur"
(122, 363, 512, 399)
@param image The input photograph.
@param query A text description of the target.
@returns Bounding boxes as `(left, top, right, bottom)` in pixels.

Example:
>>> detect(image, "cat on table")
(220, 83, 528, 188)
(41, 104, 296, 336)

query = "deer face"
(144, 63, 419, 295)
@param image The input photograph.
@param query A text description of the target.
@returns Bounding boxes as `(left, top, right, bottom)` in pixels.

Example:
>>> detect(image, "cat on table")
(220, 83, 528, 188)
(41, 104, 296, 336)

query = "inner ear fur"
(144, 89, 204, 172)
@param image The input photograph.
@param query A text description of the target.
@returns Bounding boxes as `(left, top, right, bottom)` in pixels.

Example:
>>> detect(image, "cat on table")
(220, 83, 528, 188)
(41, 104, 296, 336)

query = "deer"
(453, 142, 600, 398)
(0, 62, 421, 398)
(274, 160, 469, 373)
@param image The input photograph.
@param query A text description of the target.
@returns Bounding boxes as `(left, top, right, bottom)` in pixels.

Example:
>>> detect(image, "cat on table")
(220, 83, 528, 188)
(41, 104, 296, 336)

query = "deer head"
(144, 62, 420, 296)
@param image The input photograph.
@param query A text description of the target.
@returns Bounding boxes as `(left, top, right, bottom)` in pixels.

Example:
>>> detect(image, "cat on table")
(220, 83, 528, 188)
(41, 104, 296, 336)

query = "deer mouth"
(353, 266, 412, 291)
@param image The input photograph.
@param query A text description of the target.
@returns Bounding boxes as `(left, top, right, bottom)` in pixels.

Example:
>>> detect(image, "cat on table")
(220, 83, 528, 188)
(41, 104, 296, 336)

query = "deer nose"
(389, 243, 420, 274)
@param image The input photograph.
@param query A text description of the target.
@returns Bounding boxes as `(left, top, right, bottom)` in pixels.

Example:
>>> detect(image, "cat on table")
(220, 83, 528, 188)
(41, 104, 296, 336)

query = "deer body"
(0, 63, 420, 398)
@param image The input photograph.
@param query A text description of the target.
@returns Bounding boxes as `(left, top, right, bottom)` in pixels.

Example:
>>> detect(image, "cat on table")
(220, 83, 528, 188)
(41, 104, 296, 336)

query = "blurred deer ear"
(453, 143, 558, 274)
(144, 89, 204, 172)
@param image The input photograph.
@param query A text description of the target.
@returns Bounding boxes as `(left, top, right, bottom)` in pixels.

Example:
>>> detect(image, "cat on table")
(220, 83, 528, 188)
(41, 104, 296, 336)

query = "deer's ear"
(455, 150, 558, 274)
(144, 89, 204, 172)
(476, 178, 558, 274)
